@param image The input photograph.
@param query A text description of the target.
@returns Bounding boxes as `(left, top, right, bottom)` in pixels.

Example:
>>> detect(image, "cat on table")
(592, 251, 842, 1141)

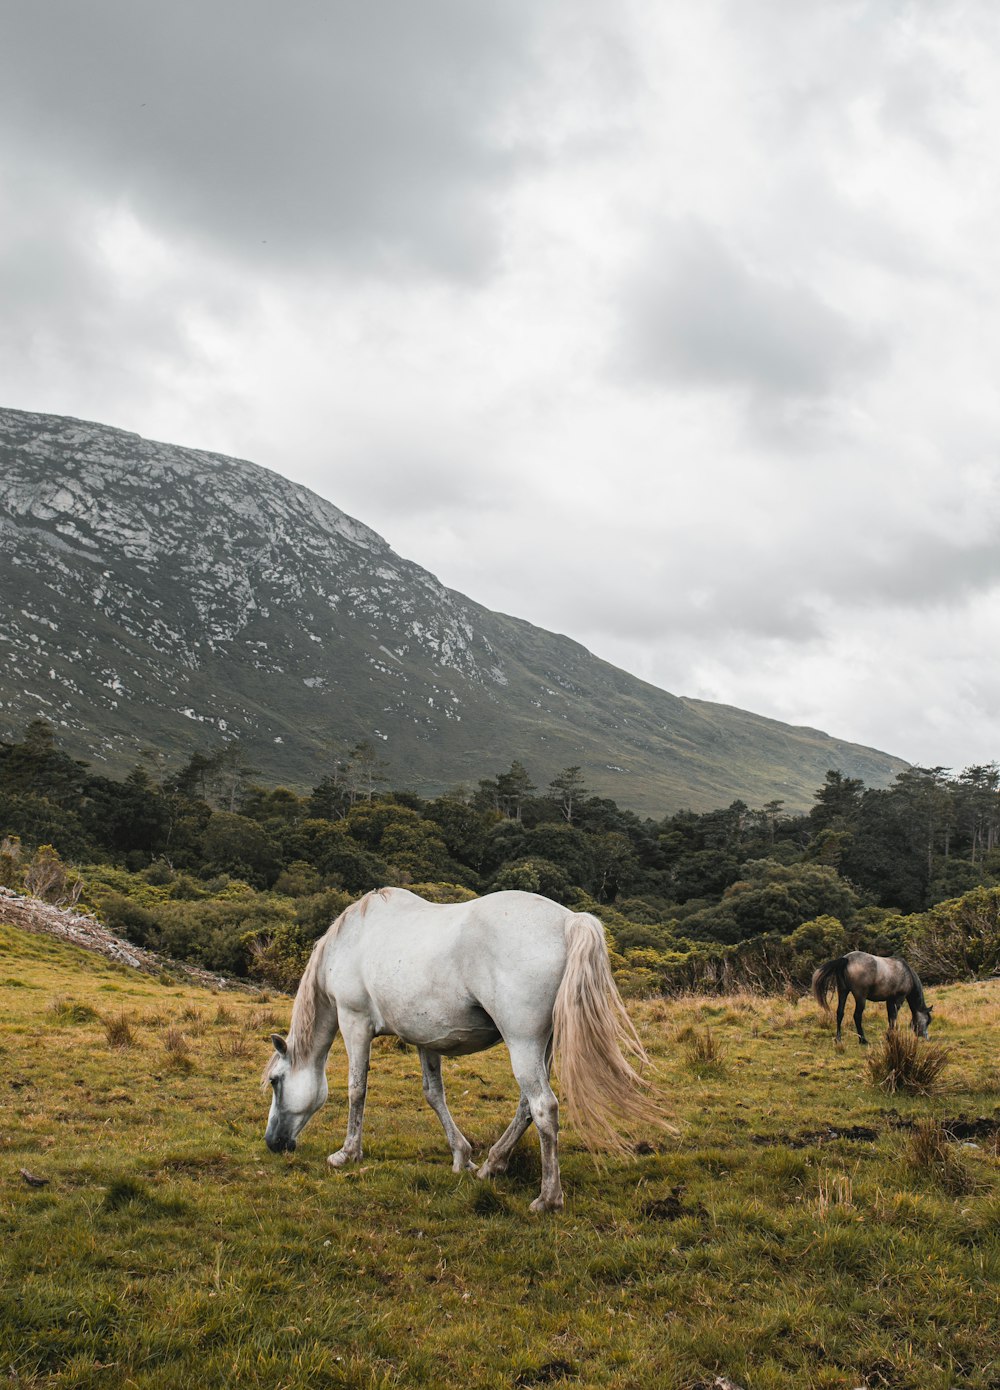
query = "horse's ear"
(927, 1006, 934, 1014)
(271, 1034, 288, 1056)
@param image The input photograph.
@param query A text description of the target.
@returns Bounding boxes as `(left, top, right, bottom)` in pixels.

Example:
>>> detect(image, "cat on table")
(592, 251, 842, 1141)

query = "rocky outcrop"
(0, 885, 255, 992)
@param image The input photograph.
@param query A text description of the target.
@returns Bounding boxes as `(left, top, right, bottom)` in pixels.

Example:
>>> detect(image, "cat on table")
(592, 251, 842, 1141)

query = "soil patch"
(751, 1124, 878, 1149)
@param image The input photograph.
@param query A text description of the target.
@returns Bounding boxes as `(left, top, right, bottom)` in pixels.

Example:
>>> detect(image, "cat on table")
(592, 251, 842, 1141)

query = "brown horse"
(812, 951, 933, 1044)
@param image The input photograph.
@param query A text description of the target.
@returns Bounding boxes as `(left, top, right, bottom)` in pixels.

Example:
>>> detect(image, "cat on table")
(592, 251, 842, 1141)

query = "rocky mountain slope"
(0, 407, 907, 813)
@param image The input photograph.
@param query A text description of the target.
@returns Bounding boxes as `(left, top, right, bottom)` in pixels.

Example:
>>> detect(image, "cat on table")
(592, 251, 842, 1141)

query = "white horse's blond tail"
(552, 913, 670, 1152)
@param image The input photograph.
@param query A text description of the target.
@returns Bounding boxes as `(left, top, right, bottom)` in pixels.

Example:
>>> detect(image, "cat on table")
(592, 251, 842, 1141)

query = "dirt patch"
(752, 1112, 1000, 1149)
(883, 1109, 1000, 1141)
(751, 1124, 878, 1149)
(514, 1360, 576, 1386)
(942, 1115, 1000, 1141)
(640, 1185, 707, 1222)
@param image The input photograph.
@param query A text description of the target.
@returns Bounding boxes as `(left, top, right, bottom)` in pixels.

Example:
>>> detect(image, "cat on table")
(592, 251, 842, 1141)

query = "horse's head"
(911, 1005, 933, 1040)
(263, 1033, 329, 1153)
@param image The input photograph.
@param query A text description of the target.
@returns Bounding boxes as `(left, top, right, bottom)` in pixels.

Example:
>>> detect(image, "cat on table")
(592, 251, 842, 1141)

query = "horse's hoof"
(327, 1150, 356, 1168)
(529, 1195, 563, 1214)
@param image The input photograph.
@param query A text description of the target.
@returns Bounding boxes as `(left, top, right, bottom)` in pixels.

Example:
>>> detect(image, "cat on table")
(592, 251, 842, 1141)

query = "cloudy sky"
(3, 1, 1000, 771)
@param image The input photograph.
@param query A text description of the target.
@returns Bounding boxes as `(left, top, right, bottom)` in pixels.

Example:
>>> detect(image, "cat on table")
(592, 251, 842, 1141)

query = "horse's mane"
(263, 888, 393, 1082)
(905, 961, 928, 1010)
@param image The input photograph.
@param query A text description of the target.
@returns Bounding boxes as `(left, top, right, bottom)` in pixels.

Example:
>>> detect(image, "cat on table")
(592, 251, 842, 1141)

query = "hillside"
(0, 407, 907, 812)
(2, 918, 997, 1389)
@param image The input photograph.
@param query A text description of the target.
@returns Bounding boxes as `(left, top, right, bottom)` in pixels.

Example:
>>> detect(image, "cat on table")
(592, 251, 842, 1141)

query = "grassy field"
(1, 923, 998, 1390)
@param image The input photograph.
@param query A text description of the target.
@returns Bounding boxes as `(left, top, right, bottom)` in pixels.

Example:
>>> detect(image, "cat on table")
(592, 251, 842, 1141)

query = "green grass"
(1, 923, 998, 1389)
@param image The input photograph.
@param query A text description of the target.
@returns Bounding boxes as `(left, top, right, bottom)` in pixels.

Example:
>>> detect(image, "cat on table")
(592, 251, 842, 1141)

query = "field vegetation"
(4, 722, 1000, 1001)
(2, 924, 998, 1390)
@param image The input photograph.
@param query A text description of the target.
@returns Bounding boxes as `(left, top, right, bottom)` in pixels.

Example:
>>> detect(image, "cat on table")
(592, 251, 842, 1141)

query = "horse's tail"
(811, 956, 848, 1012)
(552, 912, 671, 1152)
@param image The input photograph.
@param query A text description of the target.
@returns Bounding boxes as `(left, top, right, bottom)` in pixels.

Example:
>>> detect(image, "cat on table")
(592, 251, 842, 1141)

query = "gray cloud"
(617, 226, 886, 398)
(0, 1, 541, 279)
(3, 0, 1000, 772)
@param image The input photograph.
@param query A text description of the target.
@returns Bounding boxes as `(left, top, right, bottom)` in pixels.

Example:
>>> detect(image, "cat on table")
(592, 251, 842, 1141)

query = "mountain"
(0, 407, 906, 814)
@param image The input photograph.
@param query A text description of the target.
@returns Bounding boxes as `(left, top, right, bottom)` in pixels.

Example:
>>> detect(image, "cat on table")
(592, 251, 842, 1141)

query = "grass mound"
(908, 1119, 980, 1195)
(47, 995, 100, 1024)
(865, 1026, 951, 1095)
(101, 1007, 139, 1049)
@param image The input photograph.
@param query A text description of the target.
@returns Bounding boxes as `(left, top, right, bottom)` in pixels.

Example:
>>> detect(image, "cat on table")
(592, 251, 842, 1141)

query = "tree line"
(2, 720, 999, 991)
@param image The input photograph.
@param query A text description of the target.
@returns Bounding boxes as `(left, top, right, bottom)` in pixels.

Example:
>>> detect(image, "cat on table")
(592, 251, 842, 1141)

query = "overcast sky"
(3, 1, 1000, 772)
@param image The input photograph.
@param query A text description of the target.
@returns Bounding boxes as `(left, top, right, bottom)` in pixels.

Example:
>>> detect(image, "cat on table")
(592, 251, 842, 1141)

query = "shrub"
(907, 886, 1000, 982)
(0, 835, 24, 890)
(23, 844, 83, 908)
(293, 886, 354, 940)
(243, 920, 311, 992)
(490, 857, 572, 903)
(94, 892, 158, 945)
(142, 858, 176, 887)
(407, 882, 478, 904)
(271, 860, 322, 897)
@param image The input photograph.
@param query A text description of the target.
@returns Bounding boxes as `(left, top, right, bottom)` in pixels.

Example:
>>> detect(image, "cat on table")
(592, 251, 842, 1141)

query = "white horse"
(263, 887, 664, 1211)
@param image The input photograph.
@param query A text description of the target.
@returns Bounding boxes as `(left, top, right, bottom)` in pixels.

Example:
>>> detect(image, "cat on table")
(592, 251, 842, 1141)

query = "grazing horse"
(812, 951, 933, 1044)
(262, 888, 665, 1211)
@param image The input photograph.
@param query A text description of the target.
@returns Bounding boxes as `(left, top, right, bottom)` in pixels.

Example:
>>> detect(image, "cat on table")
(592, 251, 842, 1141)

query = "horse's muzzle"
(265, 1135, 296, 1154)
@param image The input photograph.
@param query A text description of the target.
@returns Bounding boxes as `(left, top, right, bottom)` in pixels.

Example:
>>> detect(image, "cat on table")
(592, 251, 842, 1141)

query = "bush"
(95, 892, 159, 946)
(907, 886, 1000, 982)
(201, 812, 283, 888)
(244, 920, 312, 992)
(272, 860, 322, 897)
(294, 887, 354, 941)
(489, 857, 572, 903)
(0, 835, 24, 890)
(23, 844, 84, 908)
(406, 882, 478, 904)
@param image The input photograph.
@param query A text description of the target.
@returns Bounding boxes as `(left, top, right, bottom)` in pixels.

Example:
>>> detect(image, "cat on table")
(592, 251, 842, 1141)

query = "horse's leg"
(507, 1038, 562, 1214)
(853, 993, 868, 1045)
(835, 983, 846, 1042)
(418, 1048, 475, 1174)
(886, 996, 900, 1031)
(327, 1011, 374, 1168)
(476, 1092, 532, 1180)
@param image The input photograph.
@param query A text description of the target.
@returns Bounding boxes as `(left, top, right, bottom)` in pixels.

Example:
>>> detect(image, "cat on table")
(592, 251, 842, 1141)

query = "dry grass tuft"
(248, 1007, 280, 1032)
(102, 1009, 138, 1050)
(816, 1169, 853, 1218)
(215, 1029, 253, 1060)
(163, 1026, 194, 1071)
(684, 1026, 725, 1072)
(213, 1004, 236, 1027)
(908, 1119, 978, 1195)
(865, 1027, 950, 1095)
(47, 996, 100, 1025)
